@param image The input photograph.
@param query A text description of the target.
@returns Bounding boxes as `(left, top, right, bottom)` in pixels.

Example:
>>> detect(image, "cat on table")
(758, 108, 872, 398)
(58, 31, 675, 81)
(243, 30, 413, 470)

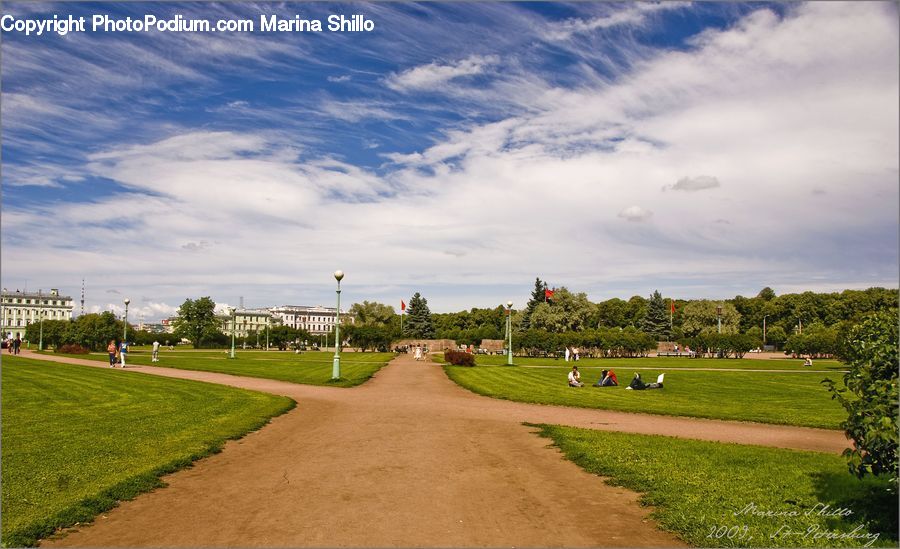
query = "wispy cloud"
(664, 175, 721, 192)
(386, 54, 500, 92)
(2, 2, 897, 316)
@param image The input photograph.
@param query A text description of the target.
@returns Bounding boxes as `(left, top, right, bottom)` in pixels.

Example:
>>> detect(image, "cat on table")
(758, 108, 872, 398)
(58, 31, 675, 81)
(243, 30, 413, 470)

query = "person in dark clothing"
(626, 372, 664, 390)
(594, 369, 618, 387)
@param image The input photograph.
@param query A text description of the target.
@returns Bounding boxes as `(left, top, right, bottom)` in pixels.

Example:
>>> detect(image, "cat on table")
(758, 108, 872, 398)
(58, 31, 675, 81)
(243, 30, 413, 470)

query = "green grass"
(1, 355, 295, 547)
(533, 424, 896, 547)
(444, 364, 847, 428)
(469, 354, 847, 371)
(49, 350, 395, 387)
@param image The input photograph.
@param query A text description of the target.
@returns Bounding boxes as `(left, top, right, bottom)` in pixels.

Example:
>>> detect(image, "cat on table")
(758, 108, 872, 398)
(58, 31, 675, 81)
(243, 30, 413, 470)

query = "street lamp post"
(332, 270, 344, 380)
(38, 290, 44, 351)
(506, 300, 513, 365)
(763, 315, 769, 347)
(229, 307, 236, 359)
(123, 298, 130, 343)
(716, 304, 723, 334)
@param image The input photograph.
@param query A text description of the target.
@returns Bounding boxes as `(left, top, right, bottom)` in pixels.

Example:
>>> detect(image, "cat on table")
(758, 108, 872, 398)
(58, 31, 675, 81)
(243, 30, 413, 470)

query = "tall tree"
(528, 287, 594, 333)
(404, 292, 435, 338)
(348, 301, 396, 326)
(757, 287, 777, 301)
(680, 300, 741, 337)
(522, 277, 548, 329)
(172, 297, 220, 348)
(641, 290, 671, 340)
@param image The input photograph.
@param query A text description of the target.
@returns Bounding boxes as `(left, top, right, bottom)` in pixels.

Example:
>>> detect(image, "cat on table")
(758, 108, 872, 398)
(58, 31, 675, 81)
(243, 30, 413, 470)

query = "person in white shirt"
(567, 365, 583, 387)
(152, 340, 160, 362)
(564, 347, 571, 362)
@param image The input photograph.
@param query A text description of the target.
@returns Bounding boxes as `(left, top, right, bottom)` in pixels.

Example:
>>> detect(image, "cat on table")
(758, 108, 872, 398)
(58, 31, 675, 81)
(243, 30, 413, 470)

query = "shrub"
(444, 350, 475, 366)
(823, 311, 898, 488)
(55, 344, 90, 354)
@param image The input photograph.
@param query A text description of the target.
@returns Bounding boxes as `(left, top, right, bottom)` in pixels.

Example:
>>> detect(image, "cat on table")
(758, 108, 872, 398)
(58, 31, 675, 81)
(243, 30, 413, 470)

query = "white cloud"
(386, 54, 500, 92)
(618, 206, 654, 222)
(664, 175, 721, 192)
(543, 2, 692, 41)
(2, 3, 897, 314)
(327, 75, 352, 83)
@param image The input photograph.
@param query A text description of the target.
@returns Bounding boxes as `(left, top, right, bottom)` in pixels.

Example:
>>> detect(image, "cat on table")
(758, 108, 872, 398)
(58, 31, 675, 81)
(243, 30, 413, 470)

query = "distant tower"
(240, 296, 244, 309)
(80, 279, 85, 316)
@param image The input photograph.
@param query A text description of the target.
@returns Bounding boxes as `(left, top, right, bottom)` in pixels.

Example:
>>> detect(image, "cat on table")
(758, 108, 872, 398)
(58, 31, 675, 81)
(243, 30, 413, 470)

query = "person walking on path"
(120, 340, 129, 368)
(564, 346, 571, 362)
(152, 340, 160, 362)
(13, 336, 21, 355)
(107, 340, 117, 367)
(414, 345, 423, 361)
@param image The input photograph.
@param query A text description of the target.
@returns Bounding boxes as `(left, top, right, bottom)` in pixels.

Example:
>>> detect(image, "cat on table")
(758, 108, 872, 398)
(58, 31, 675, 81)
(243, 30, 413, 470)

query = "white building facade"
(1, 288, 74, 340)
(219, 308, 280, 338)
(269, 305, 352, 335)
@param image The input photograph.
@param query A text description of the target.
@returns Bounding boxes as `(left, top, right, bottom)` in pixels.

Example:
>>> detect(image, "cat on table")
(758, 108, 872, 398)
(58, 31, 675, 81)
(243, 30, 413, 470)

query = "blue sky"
(2, 2, 898, 320)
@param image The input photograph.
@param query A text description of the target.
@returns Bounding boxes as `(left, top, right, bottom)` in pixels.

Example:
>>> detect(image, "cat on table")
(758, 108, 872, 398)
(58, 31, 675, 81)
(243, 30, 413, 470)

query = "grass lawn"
(471, 354, 847, 371)
(534, 424, 896, 547)
(49, 350, 395, 387)
(444, 363, 847, 428)
(1, 355, 295, 547)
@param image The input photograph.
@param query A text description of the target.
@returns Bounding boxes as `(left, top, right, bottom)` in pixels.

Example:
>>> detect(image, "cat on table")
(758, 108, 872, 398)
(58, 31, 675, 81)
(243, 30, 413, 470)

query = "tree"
(268, 325, 307, 350)
(172, 297, 220, 349)
(824, 311, 898, 487)
(640, 290, 671, 340)
(765, 325, 787, 349)
(404, 292, 434, 338)
(529, 287, 594, 333)
(595, 298, 630, 328)
(344, 325, 394, 352)
(25, 319, 71, 350)
(680, 300, 741, 337)
(348, 301, 396, 327)
(757, 287, 776, 301)
(67, 312, 121, 351)
(522, 277, 548, 330)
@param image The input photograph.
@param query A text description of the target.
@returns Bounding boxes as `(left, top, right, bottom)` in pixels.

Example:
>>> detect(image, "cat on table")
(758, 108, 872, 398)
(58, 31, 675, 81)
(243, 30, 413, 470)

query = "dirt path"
(19, 351, 846, 547)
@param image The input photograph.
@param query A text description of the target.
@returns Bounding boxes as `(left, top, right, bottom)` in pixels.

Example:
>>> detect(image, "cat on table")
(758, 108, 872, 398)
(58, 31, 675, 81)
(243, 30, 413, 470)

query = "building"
(219, 308, 280, 338)
(1, 288, 74, 340)
(269, 305, 353, 335)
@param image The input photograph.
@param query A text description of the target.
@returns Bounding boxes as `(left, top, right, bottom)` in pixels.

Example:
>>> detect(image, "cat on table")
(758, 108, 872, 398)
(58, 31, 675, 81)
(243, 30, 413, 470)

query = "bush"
(823, 311, 899, 487)
(55, 344, 90, 354)
(444, 350, 475, 366)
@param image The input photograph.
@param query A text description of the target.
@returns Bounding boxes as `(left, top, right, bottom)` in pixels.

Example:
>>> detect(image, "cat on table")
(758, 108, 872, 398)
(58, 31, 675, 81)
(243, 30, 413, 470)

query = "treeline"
(23, 312, 169, 352)
(514, 327, 657, 358)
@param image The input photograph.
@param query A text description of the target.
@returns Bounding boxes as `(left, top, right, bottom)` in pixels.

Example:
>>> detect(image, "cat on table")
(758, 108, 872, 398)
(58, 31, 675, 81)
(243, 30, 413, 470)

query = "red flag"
(401, 300, 406, 311)
(671, 300, 676, 313)
(545, 289, 554, 300)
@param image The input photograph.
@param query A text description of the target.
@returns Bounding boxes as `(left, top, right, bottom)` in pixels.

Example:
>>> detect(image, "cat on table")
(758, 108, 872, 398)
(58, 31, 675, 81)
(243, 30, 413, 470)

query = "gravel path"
(19, 350, 846, 547)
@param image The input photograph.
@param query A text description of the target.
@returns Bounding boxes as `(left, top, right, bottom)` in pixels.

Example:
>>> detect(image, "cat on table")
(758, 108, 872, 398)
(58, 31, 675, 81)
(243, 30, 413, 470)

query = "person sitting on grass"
(568, 365, 584, 387)
(803, 357, 813, 367)
(626, 372, 664, 390)
(593, 369, 618, 387)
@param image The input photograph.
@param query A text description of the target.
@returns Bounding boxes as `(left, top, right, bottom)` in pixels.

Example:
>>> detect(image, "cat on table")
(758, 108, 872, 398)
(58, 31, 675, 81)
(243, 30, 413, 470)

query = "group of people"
(107, 340, 129, 367)
(106, 339, 163, 367)
(413, 345, 426, 361)
(568, 365, 663, 390)
(568, 366, 617, 387)
(564, 346, 580, 362)
(5, 334, 22, 355)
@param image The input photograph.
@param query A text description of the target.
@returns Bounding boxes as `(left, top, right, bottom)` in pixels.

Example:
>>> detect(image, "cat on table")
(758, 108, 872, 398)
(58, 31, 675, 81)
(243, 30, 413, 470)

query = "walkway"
(18, 350, 846, 547)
